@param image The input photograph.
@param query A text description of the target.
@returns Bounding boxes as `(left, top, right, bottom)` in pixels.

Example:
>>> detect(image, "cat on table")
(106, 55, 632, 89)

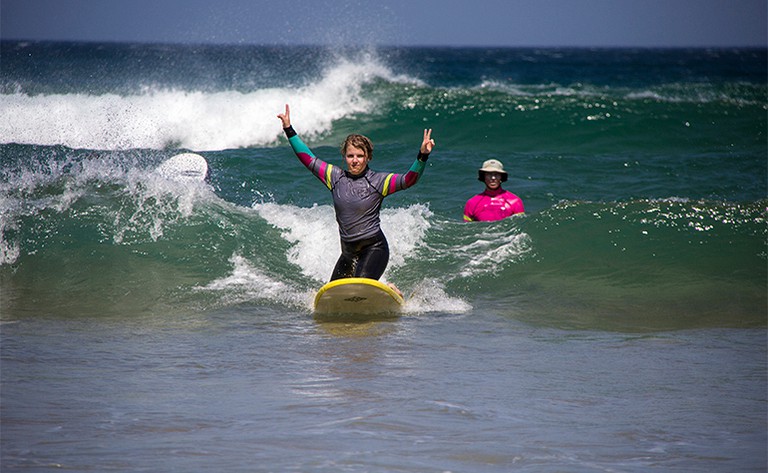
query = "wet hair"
(340, 134, 374, 160)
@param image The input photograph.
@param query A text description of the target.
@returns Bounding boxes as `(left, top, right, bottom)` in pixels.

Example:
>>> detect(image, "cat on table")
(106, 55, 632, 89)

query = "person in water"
(463, 159, 524, 222)
(277, 104, 435, 284)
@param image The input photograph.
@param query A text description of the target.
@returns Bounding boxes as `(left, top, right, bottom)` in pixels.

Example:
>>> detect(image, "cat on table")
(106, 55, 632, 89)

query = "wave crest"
(0, 54, 413, 151)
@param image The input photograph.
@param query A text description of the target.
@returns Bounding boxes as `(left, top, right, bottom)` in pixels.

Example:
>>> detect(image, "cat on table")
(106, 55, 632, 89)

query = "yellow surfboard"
(314, 278, 404, 315)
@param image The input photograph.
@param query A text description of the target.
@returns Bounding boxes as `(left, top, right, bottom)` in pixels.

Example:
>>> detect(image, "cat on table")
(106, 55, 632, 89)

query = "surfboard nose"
(314, 277, 404, 315)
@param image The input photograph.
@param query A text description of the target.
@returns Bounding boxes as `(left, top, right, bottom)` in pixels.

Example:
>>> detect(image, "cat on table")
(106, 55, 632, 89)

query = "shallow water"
(2, 306, 765, 472)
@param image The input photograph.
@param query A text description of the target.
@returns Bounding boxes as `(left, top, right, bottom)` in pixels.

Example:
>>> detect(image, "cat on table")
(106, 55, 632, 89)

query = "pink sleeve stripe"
(385, 173, 398, 195)
(322, 162, 333, 189)
(297, 152, 313, 168)
(403, 170, 420, 188)
(317, 160, 327, 182)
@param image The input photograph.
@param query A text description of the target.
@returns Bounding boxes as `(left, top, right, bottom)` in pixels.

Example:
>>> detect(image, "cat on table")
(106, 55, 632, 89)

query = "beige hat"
(478, 159, 508, 182)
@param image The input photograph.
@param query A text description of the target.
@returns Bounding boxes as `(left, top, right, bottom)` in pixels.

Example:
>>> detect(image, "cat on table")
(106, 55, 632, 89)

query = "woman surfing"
(277, 104, 435, 290)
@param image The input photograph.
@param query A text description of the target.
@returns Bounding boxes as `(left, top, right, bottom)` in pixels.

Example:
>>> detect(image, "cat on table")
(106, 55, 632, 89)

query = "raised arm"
(385, 129, 436, 193)
(277, 104, 337, 190)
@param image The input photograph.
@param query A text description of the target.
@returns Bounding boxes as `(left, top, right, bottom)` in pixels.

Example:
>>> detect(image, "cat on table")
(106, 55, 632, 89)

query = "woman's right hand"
(420, 128, 435, 154)
(277, 104, 291, 128)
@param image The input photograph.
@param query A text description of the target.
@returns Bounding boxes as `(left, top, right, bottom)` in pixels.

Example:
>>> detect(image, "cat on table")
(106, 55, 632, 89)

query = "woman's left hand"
(420, 129, 435, 154)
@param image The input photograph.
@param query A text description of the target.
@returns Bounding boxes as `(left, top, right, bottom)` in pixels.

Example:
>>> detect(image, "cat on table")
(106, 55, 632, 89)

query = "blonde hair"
(340, 134, 374, 160)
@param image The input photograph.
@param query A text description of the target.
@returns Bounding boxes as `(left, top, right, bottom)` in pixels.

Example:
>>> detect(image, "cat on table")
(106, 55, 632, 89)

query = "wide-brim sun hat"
(478, 159, 508, 182)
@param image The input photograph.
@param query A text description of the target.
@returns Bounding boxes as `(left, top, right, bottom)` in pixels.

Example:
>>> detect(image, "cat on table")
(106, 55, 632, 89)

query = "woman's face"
(344, 145, 369, 176)
(484, 172, 503, 190)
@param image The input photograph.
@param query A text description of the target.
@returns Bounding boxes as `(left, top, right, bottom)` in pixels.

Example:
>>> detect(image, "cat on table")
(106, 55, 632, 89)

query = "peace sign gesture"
(420, 128, 435, 154)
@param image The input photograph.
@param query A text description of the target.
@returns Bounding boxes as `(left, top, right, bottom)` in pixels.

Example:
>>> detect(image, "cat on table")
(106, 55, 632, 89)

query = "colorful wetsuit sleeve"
(381, 153, 429, 197)
(283, 126, 334, 190)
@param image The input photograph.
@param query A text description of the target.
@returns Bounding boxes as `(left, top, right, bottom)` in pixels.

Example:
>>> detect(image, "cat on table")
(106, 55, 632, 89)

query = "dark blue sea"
(1, 41, 766, 472)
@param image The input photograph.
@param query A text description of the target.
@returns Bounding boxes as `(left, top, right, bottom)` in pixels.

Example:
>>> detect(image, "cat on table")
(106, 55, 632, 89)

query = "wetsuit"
(463, 188, 524, 222)
(283, 126, 429, 280)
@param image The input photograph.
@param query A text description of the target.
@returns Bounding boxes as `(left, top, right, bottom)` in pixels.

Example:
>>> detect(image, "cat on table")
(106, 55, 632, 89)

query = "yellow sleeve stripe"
(382, 173, 395, 196)
(324, 164, 333, 190)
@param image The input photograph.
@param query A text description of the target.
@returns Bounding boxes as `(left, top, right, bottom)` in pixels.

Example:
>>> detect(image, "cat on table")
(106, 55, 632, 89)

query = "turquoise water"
(1, 42, 766, 471)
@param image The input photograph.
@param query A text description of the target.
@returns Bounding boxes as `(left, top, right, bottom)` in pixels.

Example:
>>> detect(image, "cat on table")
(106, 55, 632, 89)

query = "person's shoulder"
(466, 191, 485, 202)
(365, 167, 395, 182)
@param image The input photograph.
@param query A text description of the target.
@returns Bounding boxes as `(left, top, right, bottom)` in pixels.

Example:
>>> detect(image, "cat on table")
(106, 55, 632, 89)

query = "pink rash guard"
(463, 188, 524, 222)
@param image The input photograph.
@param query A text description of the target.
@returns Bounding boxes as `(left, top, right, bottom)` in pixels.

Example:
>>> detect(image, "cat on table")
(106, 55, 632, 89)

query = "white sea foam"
(250, 201, 471, 313)
(456, 231, 531, 279)
(0, 56, 410, 151)
(254, 202, 340, 283)
(200, 253, 314, 309)
(197, 202, 434, 311)
(0, 153, 217, 265)
(404, 278, 472, 314)
(252, 202, 432, 284)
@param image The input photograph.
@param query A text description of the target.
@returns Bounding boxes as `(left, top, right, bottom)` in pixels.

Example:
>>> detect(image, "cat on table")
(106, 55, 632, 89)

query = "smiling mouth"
(348, 163, 365, 175)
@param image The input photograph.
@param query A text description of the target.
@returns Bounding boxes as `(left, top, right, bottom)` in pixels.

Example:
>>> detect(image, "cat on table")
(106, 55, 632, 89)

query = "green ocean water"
(1, 42, 766, 472)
